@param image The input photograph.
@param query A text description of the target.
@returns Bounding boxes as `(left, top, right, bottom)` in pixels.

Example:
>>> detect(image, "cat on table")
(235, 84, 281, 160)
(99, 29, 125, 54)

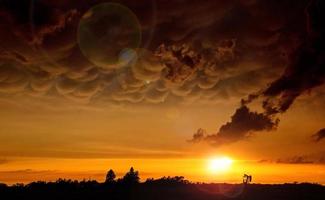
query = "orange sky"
(0, 0, 325, 185)
(0, 91, 324, 184)
(1, 158, 325, 185)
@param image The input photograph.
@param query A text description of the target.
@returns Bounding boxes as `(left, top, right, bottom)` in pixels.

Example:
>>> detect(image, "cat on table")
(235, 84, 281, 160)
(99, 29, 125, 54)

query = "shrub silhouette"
(121, 167, 139, 184)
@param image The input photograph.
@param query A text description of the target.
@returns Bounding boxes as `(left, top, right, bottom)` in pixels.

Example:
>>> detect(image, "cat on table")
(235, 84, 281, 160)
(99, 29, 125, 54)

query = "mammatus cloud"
(0, 0, 323, 143)
(312, 128, 325, 142)
(0, 0, 308, 106)
(190, 0, 325, 146)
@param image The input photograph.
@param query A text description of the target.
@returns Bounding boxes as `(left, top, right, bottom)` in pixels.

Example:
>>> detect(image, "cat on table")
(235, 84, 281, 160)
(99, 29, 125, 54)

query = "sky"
(0, 0, 325, 185)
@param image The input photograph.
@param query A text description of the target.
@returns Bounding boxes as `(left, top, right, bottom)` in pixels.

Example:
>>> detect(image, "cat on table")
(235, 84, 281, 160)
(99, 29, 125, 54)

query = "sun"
(208, 156, 233, 173)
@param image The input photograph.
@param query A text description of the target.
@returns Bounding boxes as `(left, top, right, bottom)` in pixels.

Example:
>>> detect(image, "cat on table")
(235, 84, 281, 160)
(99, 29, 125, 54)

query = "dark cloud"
(191, 0, 325, 146)
(260, 0, 325, 115)
(190, 105, 278, 145)
(312, 128, 325, 142)
(0, 0, 323, 109)
(190, 128, 206, 143)
(155, 44, 202, 83)
(216, 105, 278, 140)
(0, 0, 323, 157)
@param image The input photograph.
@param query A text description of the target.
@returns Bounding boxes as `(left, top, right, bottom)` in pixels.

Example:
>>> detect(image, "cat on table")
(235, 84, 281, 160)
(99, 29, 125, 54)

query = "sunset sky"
(0, 0, 324, 185)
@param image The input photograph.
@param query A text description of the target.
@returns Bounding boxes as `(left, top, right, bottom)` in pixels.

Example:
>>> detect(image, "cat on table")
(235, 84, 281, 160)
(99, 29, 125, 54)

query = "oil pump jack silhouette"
(243, 174, 252, 184)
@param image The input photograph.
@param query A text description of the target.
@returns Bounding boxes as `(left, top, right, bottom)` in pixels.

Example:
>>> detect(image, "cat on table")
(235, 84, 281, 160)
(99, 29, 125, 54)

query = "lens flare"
(78, 3, 141, 69)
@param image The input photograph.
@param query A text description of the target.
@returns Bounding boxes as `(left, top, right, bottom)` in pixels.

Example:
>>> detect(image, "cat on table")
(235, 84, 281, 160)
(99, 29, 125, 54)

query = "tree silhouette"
(1, 170, 325, 200)
(105, 169, 116, 183)
(121, 167, 139, 184)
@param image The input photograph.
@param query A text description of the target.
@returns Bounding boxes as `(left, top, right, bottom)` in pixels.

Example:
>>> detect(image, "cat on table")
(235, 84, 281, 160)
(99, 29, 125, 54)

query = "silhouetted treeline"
(0, 168, 324, 200)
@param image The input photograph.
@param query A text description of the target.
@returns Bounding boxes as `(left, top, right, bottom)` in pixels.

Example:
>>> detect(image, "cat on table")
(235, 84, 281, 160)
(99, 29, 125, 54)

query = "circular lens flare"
(78, 2, 141, 69)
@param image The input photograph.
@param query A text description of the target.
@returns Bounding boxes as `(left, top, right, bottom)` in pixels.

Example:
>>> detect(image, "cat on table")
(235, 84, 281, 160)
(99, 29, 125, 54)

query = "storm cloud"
(190, 105, 278, 145)
(0, 0, 324, 145)
(0, 0, 310, 107)
(190, 0, 325, 146)
(256, 0, 325, 116)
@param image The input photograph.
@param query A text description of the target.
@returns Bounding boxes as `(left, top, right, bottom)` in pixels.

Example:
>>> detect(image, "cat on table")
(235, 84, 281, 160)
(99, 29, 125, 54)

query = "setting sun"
(208, 157, 233, 173)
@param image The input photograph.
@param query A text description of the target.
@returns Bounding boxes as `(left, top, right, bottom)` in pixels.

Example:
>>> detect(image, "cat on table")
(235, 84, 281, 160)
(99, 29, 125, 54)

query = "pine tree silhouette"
(105, 169, 116, 183)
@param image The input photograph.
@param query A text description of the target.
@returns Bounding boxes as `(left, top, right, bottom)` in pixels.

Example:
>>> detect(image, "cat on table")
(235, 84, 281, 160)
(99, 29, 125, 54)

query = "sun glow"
(208, 156, 233, 173)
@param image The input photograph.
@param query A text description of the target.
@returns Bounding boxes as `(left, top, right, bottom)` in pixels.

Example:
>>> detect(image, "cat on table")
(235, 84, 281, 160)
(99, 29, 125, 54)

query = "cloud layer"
(190, 105, 278, 145)
(1, 0, 324, 148)
(1, 0, 307, 107)
(190, 0, 325, 146)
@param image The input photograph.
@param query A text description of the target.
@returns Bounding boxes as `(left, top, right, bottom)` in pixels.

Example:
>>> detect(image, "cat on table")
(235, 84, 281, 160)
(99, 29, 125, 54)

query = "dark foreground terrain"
(0, 179, 324, 200)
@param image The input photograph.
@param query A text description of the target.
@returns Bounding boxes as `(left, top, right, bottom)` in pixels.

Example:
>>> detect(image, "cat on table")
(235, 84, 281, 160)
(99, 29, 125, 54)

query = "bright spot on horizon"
(208, 156, 233, 173)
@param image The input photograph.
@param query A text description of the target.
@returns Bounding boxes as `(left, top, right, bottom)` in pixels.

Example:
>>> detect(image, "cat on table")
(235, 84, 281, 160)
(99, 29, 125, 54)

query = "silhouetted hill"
(0, 179, 324, 200)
